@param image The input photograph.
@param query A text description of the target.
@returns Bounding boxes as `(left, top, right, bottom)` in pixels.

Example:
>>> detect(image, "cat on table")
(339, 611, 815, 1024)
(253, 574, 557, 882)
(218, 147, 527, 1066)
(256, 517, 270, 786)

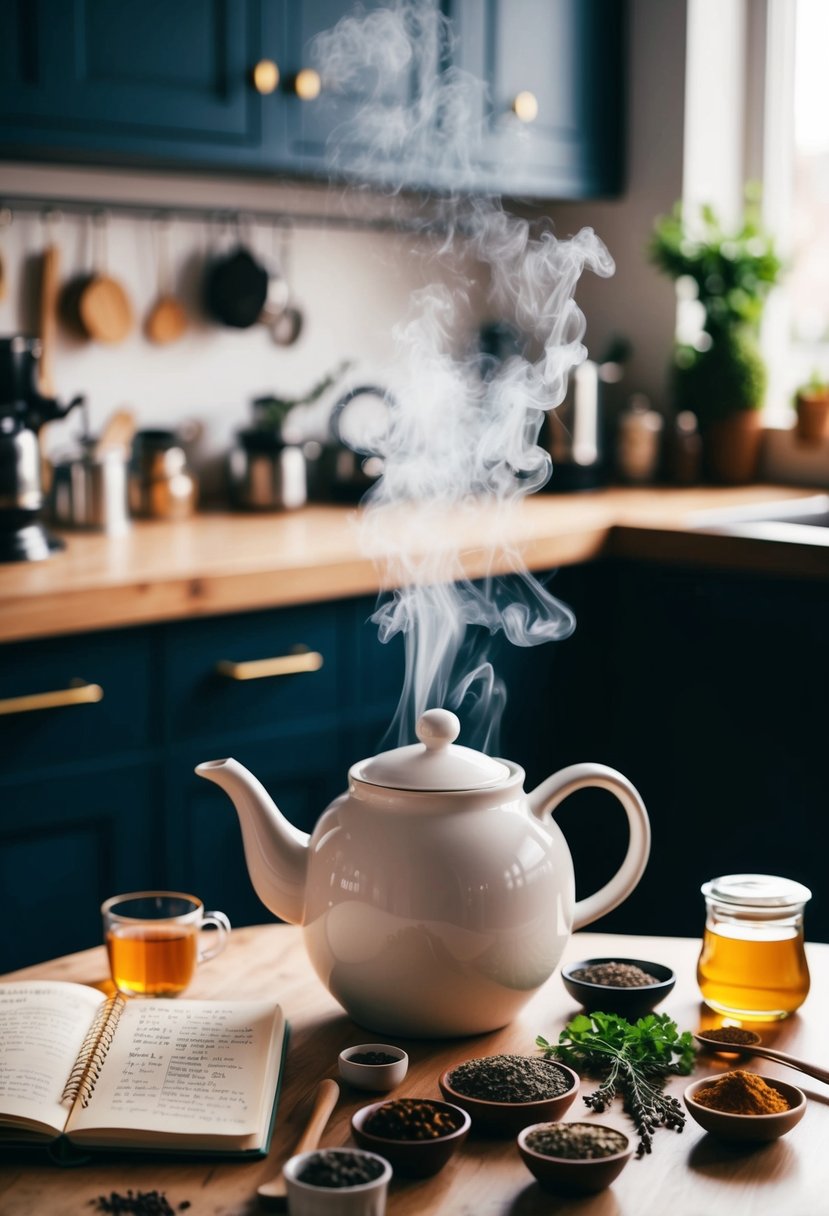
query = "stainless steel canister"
(51, 449, 130, 535)
(228, 429, 306, 510)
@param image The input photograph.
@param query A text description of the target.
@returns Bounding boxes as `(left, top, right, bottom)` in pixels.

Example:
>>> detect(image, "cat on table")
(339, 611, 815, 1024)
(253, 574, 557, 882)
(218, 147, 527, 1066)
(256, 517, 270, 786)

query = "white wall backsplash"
(0, 163, 488, 482)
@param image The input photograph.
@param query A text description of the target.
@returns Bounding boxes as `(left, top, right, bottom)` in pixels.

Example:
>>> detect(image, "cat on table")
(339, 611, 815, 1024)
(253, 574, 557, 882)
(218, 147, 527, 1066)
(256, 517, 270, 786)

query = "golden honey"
(697, 924, 810, 1020)
(697, 873, 812, 1020)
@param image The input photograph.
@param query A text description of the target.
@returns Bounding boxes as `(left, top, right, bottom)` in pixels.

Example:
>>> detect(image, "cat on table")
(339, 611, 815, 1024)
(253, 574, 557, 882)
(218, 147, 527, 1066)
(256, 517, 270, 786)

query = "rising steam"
(314, 2, 614, 752)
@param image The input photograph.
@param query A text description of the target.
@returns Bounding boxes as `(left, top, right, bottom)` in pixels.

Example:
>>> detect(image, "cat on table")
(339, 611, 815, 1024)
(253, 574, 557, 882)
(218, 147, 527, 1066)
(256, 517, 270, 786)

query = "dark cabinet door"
(165, 730, 346, 930)
(275, 0, 428, 181)
(0, 762, 159, 972)
(449, 0, 626, 198)
(0, 0, 281, 168)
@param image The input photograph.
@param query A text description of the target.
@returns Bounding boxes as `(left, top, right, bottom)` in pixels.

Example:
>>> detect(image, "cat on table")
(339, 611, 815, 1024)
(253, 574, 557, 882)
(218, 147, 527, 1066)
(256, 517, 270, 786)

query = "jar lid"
(354, 708, 510, 791)
(701, 873, 812, 908)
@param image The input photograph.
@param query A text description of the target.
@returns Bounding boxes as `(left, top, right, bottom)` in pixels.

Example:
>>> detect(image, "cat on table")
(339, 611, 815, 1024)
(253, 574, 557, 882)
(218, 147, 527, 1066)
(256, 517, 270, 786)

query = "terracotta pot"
(703, 411, 763, 484)
(795, 392, 829, 444)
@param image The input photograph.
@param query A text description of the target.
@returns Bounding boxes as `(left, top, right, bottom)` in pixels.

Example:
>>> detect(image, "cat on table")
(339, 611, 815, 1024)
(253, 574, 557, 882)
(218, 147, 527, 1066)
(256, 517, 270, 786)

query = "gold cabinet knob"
(252, 59, 280, 95)
(294, 68, 322, 101)
(512, 90, 539, 123)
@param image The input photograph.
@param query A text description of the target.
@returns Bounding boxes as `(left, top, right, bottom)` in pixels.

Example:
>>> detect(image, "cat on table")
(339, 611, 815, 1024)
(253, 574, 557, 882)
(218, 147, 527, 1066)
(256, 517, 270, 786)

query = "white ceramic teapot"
(196, 708, 650, 1037)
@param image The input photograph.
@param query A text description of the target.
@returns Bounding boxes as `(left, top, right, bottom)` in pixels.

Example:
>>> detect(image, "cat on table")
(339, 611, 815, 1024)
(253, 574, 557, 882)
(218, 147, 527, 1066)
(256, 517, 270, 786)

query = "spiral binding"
(62, 993, 126, 1109)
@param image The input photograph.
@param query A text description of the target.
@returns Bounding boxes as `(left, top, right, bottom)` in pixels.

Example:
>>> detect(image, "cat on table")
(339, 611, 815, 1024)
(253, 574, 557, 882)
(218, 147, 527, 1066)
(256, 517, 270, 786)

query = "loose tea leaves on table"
(525, 1122, 629, 1160)
(537, 1011, 696, 1156)
(572, 962, 660, 987)
(90, 1193, 190, 1215)
(447, 1054, 573, 1102)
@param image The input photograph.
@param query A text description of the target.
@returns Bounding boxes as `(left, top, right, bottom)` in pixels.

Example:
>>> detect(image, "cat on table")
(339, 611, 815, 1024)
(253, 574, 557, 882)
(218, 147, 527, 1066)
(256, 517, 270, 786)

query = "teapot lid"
(356, 708, 510, 791)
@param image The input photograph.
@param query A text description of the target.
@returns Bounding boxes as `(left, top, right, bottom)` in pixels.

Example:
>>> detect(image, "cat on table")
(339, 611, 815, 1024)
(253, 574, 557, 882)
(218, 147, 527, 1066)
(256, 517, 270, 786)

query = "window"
(756, 0, 829, 419)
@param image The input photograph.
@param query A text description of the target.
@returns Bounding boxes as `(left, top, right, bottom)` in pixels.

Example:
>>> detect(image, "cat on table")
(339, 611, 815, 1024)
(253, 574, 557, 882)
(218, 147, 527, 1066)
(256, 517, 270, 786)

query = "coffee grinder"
(0, 335, 83, 561)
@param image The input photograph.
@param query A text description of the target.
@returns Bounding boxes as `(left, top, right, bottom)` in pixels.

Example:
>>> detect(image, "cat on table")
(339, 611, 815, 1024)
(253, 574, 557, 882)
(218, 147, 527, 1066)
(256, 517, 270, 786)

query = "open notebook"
(0, 981, 288, 1157)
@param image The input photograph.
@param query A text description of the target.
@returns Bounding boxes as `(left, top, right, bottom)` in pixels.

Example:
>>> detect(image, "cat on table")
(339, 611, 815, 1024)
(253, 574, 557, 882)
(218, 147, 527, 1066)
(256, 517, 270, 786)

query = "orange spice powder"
(694, 1070, 790, 1115)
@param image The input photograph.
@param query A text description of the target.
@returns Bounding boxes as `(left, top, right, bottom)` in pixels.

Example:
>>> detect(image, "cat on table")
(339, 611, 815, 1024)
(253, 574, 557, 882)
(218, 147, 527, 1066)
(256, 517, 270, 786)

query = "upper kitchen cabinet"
(0, 0, 282, 170)
(0, 0, 425, 177)
(0, 0, 625, 198)
(447, 0, 626, 198)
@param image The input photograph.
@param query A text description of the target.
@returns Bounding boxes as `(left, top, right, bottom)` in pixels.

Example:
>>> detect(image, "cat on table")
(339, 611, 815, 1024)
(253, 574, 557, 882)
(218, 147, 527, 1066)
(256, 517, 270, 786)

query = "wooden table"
(2, 926, 827, 1215)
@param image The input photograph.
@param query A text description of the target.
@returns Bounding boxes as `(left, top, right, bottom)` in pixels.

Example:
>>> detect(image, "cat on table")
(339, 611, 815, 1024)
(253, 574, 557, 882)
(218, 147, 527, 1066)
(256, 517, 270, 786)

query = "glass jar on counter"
(697, 873, 812, 1020)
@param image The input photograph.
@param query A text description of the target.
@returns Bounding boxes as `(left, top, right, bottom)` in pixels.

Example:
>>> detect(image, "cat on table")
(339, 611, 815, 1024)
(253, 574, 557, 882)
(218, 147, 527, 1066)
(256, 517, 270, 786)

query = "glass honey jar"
(697, 873, 812, 1020)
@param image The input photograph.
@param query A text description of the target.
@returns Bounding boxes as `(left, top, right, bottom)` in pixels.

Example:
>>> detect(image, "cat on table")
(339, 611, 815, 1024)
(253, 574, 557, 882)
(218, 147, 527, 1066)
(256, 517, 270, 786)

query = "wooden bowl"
(684, 1075, 807, 1142)
(351, 1098, 470, 1178)
(517, 1121, 634, 1195)
(561, 957, 676, 1019)
(439, 1061, 579, 1137)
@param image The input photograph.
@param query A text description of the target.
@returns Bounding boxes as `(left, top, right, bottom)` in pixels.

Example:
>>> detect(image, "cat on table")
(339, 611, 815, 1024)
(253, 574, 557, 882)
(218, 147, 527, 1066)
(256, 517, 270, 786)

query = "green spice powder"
(448, 1055, 572, 1102)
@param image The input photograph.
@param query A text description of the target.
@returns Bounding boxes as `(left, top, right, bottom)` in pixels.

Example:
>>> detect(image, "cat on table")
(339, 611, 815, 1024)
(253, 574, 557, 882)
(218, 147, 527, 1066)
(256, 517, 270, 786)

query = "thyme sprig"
(537, 1012, 696, 1157)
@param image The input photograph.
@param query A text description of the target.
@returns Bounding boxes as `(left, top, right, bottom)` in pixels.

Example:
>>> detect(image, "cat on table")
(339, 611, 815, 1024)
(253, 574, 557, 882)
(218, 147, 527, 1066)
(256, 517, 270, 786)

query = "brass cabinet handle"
(0, 680, 104, 717)
(293, 68, 322, 100)
(512, 90, 539, 123)
(216, 648, 324, 681)
(252, 58, 280, 95)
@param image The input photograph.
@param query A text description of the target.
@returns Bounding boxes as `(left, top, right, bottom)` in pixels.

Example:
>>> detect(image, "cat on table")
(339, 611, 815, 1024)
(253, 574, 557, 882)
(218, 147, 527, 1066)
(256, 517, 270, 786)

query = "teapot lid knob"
(416, 708, 460, 750)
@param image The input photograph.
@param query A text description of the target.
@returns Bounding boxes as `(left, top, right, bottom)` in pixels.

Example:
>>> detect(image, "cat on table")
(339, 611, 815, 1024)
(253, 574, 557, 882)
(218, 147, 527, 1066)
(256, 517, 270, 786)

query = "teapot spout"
(195, 758, 309, 926)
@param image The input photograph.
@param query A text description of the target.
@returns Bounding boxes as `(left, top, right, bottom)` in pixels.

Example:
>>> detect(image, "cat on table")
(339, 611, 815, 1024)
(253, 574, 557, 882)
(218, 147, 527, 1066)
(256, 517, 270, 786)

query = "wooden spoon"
(93, 408, 136, 459)
(79, 214, 134, 345)
(257, 1078, 340, 1210)
(694, 1031, 829, 1085)
(145, 220, 187, 345)
(80, 275, 134, 344)
(38, 243, 60, 397)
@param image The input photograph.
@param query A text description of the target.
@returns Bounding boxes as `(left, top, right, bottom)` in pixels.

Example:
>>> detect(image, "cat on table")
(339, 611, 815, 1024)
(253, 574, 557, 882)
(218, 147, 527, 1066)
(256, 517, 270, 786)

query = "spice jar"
(697, 873, 812, 1020)
(615, 394, 664, 484)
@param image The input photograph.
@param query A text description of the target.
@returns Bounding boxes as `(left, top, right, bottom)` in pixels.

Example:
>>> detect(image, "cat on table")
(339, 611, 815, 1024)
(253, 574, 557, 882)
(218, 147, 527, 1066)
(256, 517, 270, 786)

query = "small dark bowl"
(684, 1075, 807, 1142)
(439, 1061, 580, 1137)
(351, 1098, 470, 1178)
(561, 957, 676, 1019)
(517, 1121, 634, 1195)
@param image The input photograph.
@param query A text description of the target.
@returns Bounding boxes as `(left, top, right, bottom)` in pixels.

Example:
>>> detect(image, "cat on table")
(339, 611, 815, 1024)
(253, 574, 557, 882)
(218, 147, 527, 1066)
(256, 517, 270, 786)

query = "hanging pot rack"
(0, 193, 442, 236)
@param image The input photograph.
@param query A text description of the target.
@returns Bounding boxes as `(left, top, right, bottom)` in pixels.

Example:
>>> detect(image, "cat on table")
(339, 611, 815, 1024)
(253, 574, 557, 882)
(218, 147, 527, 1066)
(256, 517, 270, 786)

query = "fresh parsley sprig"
(537, 1012, 696, 1157)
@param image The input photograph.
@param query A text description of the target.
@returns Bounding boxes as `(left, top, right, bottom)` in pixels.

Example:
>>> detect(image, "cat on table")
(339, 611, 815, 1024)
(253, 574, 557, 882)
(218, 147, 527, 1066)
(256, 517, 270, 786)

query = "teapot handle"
(528, 763, 650, 931)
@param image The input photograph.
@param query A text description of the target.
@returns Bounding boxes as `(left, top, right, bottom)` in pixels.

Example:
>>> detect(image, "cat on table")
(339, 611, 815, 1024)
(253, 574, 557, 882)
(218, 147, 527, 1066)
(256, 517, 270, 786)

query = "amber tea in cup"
(102, 891, 230, 997)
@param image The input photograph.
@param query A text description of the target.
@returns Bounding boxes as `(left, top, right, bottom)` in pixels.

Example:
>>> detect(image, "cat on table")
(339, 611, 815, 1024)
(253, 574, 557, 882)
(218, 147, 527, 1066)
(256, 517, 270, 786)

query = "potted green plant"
(794, 371, 829, 444)
(649, 194, 782, 483)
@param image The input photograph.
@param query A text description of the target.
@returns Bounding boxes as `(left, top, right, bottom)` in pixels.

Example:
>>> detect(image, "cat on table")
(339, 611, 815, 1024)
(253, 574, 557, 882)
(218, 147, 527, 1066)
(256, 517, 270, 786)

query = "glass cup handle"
(198, 910, 231, 963)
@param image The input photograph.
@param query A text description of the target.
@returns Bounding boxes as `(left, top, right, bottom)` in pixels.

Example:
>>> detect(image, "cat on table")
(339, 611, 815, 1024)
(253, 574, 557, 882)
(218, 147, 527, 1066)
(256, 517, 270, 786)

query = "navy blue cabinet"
(449, 0, 626, 198)
(0, 762, 159, 972)
(0, 591, 405, 971)
(0, 0, 278, 169)
(0, 0, 625, 197)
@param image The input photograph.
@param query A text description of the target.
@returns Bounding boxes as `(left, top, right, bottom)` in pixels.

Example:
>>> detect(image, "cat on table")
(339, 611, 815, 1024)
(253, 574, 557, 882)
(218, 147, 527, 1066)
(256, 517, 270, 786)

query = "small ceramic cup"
(338, 1044, 409, 1092)
(283, 1148, 392, 1216)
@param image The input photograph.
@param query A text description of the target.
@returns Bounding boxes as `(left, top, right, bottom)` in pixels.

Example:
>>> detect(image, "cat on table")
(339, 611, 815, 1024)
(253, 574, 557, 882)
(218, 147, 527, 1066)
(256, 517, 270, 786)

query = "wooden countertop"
(0, 485, 822, 643)
(2, 924, 827, 1216)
